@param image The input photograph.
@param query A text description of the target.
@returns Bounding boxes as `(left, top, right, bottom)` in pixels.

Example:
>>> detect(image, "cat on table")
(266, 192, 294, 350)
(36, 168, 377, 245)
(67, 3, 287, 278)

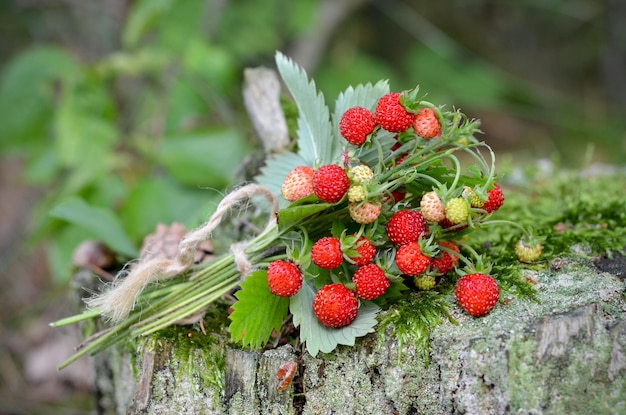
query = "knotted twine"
(86, 183, 279, 323)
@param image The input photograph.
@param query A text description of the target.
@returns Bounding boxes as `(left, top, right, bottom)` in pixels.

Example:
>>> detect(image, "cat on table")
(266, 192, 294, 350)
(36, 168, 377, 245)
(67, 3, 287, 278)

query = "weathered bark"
(83, 254, 626, 415)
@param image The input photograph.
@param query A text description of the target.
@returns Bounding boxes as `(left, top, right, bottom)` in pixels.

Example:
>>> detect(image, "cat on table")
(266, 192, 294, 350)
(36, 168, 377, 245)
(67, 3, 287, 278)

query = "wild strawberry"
(375, 92, 414, 133)
(281, 166, 315, 202)
(515, 238, 543, 263)
(414, 274, 436, 290)
(454, 273, 499, 317)
(412, 108, 441, 139)
(312, 283, 359, 328)
(347, 185, 366, 203)
(445, 197, 469, 224)
(346, 235, 377, 266)
(311, 236, 343, 269)
(420, 191, 446, 222)
(464, 186, 485, 208)
(386, 209, 428, 245)
(482, 183, 504, 213)
(267, 260, 302, 297)
(430, 240, 460, 275)
(339, 106, 376, 146)
(352, 264, 390, 300)
(348, 202, 382, 224)
(313, 164, 350, 203)
(348, 164, 374, 184)
(395, 241, 431, 276)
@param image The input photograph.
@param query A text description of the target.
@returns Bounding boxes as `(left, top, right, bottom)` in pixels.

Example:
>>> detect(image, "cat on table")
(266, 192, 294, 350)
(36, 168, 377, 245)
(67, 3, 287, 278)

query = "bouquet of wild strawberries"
(54, 52, 542, 367)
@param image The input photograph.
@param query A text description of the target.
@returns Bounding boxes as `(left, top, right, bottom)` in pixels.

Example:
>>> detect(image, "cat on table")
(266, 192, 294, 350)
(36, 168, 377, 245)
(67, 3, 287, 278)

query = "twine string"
(86, 183, 278, 323)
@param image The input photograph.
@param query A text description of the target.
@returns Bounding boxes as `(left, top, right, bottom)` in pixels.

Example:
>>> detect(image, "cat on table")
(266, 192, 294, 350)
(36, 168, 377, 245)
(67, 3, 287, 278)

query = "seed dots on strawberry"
(395, 241, 431, 276)
(454, 273, 499, 317)
(281, 166, 315, 202)
(348, 202, 382, 224)
(375, 92, 414, 133)
(482, 183, 505, 213)
(339, 106, 376, 146)
(267, 260, 303, 297)
(311, 236, 343, 269)
(313, 164, 350, 203)
(412, 108, 441, 139)
(386, 209, 428, 245)
(312, 283, 359, 328)
(346, 235, 377, 266)
(353, 264, 390, 300)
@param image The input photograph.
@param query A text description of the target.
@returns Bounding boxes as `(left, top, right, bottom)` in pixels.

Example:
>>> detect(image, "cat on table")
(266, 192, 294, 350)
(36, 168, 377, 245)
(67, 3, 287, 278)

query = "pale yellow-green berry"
(445, 197, 469, 224)
(348, 185, 366, 203)
(420, 191, 446, 222)
(515, 239, 543, 263)
(414, 274, 436, 290)
(349, 164, 374, 184)
(464, 186, 485, 208)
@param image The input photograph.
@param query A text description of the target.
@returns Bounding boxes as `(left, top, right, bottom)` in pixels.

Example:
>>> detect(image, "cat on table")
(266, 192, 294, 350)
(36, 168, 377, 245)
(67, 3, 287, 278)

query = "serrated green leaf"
(275, 51, 338, 165)
(229, 270, 290, 349)
(277, 202, 333, 232)
(290, 280, 379, 357)
(49, 197, 138, 257)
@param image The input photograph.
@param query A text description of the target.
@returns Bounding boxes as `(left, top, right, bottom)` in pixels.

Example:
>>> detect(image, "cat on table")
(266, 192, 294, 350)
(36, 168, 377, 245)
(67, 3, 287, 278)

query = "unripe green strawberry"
(445, 198, 469, 224)
(430, 240, 460, 275)
(313, 283, 358, 327)
(346, 235, 377, 266)
(412, 108, 441, 139)
(482, 183, 504, 213)
(281, 166, 315, 202)
(464, 186, 485, 208)
(375, 92, 414, 133)
(386, 209, 428, 245)
(352, 264, 390, 300)
(267, 260, 302, 297)
(349, 164, 374, 184)
(420, 191, 446, 222)
(347, 184, 366, 203)
(395, 241, 431, 276)
(515, 239, 543, 263)
(313, 164, 350, 203)
(339, 106, 376, 146)
(414, 274, 436, 290)
(454, 273, 499, 317)
(311, 236, 343, 269)
(348, 202, 382, 224)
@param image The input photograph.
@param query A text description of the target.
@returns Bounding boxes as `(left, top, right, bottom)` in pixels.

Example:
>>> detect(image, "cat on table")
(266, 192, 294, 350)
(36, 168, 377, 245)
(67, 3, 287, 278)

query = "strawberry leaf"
(290, 280, 380, 357)
(275, 51, 339, 166)
(228, 270, 290, 349)
(277, 202, 333, 231)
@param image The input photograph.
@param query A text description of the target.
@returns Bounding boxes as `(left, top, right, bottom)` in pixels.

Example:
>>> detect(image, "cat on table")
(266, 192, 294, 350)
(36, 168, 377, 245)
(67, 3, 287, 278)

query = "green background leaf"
(229, 270, 290, 349)
(49, 197, 138, 257)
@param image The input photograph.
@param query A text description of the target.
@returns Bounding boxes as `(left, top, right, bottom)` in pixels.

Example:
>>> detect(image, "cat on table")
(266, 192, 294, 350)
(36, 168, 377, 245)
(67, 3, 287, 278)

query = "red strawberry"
(395, 241, 431, 276)
(346, 235, 377, 266)
(348, 202, 382, 224)
(281, 166, 315, 202)
(412, 108, 441, 139)
(267, 260, 302, 297)
(386, 209, 428, 245)
(454, 273, 500, 317)
(482, 183, 504, 213)
(312, 283, 359, 327)
(430, 240, 460, 275)
(311, 236, 343, 269)
(339, 106, 376, 146)
(352, 264, 390, 300)
(313, 164, 350, 203)
(375, 92, 414, 133)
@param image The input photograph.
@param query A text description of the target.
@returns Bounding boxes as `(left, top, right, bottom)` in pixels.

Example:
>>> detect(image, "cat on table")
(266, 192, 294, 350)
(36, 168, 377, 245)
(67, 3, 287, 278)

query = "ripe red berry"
(281, 166, 315, 202)
(412, 108, 441, 139)
(386, 209, 428, 245)
(454, 273, 500, 317)
(312, 283, 359, 328)
(346, 235, 377, 266)
(267, 260, 302, 297)
(375, 92, 414, 133)
(311, 236, 343, 269)
(313, 164, 350, 203)
(430, 240, 460, 275)
(339, 106, 376, 146)
(395, 241, 431, 276)
(352, 264, 390, 300)
(482, 183, 505, 213)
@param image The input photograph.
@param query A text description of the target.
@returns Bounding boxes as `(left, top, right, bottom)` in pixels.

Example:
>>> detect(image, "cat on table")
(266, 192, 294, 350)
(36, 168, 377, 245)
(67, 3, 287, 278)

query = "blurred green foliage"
(1, 0, 624, 284)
